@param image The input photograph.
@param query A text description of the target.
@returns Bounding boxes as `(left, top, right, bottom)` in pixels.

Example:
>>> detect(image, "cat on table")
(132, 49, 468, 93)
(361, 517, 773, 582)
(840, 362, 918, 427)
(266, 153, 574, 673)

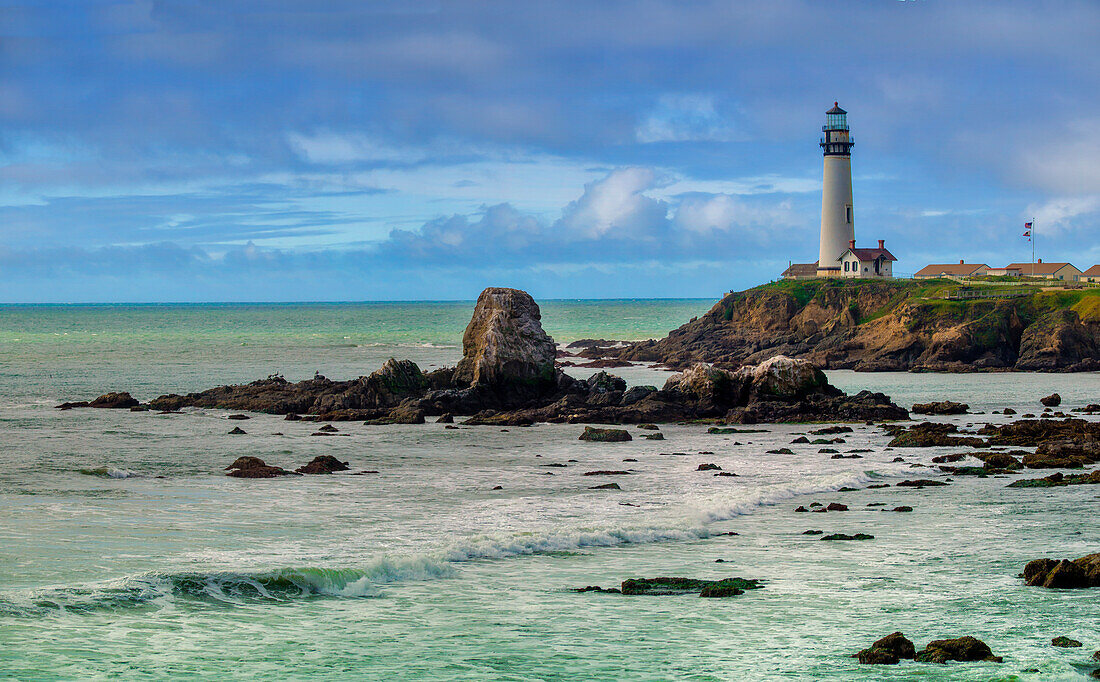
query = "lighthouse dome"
(826, 102, 846, 115)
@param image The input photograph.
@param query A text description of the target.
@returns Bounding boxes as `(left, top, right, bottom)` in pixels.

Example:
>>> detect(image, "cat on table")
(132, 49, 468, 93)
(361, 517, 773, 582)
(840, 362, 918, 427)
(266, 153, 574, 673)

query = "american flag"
(1024, 222, 1032, 240)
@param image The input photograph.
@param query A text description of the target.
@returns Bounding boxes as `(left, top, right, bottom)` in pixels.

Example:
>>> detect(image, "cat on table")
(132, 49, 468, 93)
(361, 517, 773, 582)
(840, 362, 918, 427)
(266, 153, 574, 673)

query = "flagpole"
(1032, 218, 1036, 278)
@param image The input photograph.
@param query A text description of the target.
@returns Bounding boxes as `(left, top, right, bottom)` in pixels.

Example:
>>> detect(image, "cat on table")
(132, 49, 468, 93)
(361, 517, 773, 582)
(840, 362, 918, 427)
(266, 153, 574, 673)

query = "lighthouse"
(817, 102, 855, 277)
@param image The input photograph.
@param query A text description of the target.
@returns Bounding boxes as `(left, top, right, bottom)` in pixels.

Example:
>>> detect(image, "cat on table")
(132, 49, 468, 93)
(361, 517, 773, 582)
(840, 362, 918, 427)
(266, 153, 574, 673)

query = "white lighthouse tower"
(816, 102, 855, 277)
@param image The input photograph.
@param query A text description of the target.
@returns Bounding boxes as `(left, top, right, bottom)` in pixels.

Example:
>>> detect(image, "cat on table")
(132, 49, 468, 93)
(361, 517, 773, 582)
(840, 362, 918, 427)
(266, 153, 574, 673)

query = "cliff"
(612, 279, 1100, 372)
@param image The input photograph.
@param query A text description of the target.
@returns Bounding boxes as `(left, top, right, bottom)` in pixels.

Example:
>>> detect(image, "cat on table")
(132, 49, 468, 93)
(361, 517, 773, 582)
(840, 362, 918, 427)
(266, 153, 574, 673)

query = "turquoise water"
(1, 301, 1098, 680)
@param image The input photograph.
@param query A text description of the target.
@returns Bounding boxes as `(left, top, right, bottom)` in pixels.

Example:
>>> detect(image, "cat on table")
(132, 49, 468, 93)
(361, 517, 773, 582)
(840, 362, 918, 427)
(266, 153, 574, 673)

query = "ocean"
(1, 301, 1097, 680)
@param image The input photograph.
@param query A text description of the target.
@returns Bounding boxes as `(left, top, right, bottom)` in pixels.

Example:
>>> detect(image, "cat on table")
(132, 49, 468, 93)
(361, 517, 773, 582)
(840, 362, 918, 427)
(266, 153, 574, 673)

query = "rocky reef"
(591, 279, 1100, 371)
(59, 286, 907, 425)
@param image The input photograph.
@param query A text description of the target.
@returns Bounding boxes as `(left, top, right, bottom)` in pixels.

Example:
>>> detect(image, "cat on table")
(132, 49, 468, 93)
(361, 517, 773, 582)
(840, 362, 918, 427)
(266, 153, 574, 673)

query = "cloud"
(1026, 196, 1100, 234)
(635, 94, 742, 143)
(558, 168, 670, 239)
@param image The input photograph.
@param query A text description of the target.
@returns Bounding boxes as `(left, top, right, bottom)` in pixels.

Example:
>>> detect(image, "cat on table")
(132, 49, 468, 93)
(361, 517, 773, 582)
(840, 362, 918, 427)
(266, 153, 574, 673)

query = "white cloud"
(1025, 195, 1100, 234)
(558, 167, 670, 239)
(635, 94, 742, 143)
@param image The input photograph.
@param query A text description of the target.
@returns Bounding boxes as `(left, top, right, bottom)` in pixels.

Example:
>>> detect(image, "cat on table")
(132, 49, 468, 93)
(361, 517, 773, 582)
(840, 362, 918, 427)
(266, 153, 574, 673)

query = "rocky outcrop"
(453, 287, 557, 401)
(578, 427, 632, 442)
(61, 290, 906, 425)
(1023, 553, 1100, 588)
(597, 279, 1100, 372)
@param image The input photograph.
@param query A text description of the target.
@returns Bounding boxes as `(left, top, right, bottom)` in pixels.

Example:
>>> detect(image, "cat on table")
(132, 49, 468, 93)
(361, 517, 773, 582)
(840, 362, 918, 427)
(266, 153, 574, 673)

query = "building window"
(845, 205, 852, 224)
(844, 262, 848, 272)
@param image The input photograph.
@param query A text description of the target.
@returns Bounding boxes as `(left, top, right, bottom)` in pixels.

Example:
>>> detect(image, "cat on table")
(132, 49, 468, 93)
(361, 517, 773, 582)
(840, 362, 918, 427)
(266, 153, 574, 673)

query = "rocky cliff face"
(453, 287, 557, 397)
(614, 280, 1100, 372)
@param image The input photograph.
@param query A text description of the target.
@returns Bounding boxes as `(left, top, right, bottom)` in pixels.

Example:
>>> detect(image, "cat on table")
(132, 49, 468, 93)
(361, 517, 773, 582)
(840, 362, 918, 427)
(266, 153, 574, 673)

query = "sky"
(1, 0, 1099, 302)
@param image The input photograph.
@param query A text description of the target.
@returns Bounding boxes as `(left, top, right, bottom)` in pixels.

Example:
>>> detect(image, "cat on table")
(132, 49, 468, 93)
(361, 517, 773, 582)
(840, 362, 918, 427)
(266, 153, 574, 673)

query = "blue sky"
(1, 0, 1098, 302)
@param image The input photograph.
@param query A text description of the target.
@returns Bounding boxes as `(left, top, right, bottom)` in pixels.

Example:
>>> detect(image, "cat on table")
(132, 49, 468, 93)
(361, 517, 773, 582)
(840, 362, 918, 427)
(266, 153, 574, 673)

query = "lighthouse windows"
(845, 205, 853, 224)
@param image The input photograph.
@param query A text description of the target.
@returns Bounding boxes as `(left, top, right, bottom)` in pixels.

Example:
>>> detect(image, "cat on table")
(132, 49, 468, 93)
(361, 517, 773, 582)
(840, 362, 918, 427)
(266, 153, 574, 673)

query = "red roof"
(1082, 265, 1100, 277)
(1005, 262, 1080, 275)
(842, 247, 896, 262)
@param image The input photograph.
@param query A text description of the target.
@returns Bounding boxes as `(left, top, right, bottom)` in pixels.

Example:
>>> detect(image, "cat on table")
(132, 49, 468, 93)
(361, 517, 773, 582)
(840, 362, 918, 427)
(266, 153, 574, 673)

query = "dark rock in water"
(912, 401, 969, 415)
(830, 453, 862, 459)
(437, 413, 454, 424)
(932, 453, 968, 463)
(588, 483, 621, 490)
(572, 585, 621, 594)
(295, 455, 350, 475)
(696, 463, 721, 471)
(810, 425, 853, 435)
(579, 427, 632, 442)
(802, 529, 823, 535)
(638, 423, 659, 430)
(1003, 407, 1017, 415)
(622, 458, 638, 462)
(1051, 636, 1082, 648)
(1023, 553, 1100, 588)
(619, 576, 762, 597)
(825, 503, 848, 511)
(642, 433, 665, 440)
(896, 479, 948, 487)
(318, 424, 339, 433)
(228, 426, 247, 435)
(57, 391, 140, 410)
(855, 631, 916, 665)
(892, 506, 913, 512)
(886, 422, 987, 448)
(794, 506, 809, 512)
(1093, 650, 1100, 661)
(768, 448, 795, 455)
(130, 405, 149, 412)
(714, 471, 737, 477)
(227, 414, 250, 420)
(462, 411, 534, 426)
(583, 470, 630, 476)
(492, 485, 503, 490)
(977, 452, 1022, 470)
(791, 436, 810, 444)
(821, 533, 873, 541)
(224, 456, 293, 478)
(1041, 393, 1062, 407)
(914, 636, 1000, 663)
(867, 483, 891, 489)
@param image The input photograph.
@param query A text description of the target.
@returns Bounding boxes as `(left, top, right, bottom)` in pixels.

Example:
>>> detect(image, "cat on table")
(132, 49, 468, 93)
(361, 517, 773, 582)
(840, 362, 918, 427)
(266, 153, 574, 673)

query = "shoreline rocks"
(1023, 553, 1100, 588)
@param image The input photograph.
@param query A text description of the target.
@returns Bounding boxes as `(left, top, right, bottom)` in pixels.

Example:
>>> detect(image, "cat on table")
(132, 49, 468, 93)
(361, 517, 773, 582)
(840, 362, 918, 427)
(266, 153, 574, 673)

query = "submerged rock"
(1051, 636, 1082, 648)
(56, 391, 140, 410)
(1041, 392, 1062, 407)
(619, 576, 762, 597)
(821, 533, 874, 541)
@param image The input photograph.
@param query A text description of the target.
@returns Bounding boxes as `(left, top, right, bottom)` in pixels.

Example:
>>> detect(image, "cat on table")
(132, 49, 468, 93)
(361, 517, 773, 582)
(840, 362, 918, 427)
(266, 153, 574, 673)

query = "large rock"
(453, 288, 557, 399)
(737, 355, 833, 400)
(914, 636, 1000, 663)
(225, 456, 294, 478)
(1023, 553, 1100, 588)
(855, 632, 916, 665)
